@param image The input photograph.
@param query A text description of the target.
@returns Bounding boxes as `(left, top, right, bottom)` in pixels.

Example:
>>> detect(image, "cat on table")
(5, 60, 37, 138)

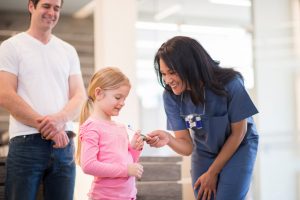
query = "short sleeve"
(68, 46, 81, 76)
(0, 39, 19, 75)
(163, 91, 186, 131)
(227, 77, 258, 123)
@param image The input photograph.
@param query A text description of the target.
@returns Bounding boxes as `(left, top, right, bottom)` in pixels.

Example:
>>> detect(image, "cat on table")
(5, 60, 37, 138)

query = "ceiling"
(0, 0, 91, 15)
(0, 0, 252, 28)
(138, 0, 251, 28)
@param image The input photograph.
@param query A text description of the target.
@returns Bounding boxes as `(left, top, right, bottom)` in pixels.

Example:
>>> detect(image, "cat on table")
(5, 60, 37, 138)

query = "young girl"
(76, 67, 144, 200)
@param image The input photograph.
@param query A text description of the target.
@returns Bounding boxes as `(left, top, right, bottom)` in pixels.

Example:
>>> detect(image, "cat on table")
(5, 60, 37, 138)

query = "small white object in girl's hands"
(127, 125, 148, 141)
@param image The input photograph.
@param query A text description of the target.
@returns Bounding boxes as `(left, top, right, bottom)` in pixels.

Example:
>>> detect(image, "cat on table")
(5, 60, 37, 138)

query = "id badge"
(184, 114, 207, 141)
(184, 114, 203, 129)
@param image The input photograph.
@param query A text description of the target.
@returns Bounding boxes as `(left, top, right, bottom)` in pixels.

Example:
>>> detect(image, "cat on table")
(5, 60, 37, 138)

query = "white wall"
(253, 0, 300, 199)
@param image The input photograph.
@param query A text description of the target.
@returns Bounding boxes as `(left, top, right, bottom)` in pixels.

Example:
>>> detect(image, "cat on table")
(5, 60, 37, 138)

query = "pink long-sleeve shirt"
(79, 117, 141, 200)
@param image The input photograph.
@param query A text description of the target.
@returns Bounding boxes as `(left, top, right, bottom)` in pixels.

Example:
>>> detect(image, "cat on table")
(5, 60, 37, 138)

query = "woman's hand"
(193, 119, 247, 199)
(194, 170, 218, 200)
(146, 130, 170, 147)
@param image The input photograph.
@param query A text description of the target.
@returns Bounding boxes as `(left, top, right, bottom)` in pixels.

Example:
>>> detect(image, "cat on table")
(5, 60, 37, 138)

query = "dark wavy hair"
(154, 36, 243, 105)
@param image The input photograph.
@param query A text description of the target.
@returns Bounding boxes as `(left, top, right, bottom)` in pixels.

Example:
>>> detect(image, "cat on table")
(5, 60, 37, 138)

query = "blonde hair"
(76, 67, 130, 164)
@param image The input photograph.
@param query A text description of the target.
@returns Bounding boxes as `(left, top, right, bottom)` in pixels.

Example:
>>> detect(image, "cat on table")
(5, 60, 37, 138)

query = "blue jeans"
(5, 133, 76, 200)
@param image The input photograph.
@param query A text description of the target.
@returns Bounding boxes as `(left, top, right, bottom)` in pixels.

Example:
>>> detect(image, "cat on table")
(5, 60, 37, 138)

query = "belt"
(15, 131, 76, 140)
(41, 131, 76, 139)
(65, 131, 76, 139)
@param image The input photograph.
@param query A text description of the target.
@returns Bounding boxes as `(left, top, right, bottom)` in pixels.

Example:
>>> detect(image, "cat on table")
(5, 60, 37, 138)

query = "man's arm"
(37, 74, 86, 137)
(0, 71, 41, 128)
(64, 74, 87, 121)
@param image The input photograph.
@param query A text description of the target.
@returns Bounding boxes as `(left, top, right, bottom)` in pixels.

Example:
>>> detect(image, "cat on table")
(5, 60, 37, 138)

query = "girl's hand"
(194, 171, 218, 200)
(128, 163, 143, 178)
(130, 131, 144, 151)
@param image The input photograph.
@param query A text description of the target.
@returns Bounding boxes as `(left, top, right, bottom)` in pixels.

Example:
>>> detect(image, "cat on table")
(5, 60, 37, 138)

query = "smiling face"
(159, 58, 186, 95)
(94, 84, 131, 119)
(28, 0, 61, 32)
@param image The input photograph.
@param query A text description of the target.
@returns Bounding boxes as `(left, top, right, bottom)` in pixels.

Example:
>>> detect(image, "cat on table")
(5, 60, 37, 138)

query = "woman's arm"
(207, 119, 247, 175)
(194, 119, 247, 199)
(147, 129, 193, 156)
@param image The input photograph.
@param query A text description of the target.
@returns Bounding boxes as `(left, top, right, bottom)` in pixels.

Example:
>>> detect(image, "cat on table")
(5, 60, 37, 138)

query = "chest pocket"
(191, 113, 230, 156)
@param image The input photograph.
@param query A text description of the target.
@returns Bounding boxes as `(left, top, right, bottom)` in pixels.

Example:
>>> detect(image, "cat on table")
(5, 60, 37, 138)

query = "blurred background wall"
(1, 0, 300, 199)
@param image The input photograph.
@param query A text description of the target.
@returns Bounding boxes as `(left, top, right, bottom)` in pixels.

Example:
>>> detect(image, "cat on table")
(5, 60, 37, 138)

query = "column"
(252, 0, 300, 199)
(94, 0, 139, 128)
(74, 2, 138, 199)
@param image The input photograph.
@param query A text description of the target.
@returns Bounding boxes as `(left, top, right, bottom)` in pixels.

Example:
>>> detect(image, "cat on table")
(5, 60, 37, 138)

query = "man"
(0, 0, 86, 199)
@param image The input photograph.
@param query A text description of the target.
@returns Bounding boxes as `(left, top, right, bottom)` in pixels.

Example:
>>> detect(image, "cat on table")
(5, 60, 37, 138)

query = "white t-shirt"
(0, 32, 82, 139)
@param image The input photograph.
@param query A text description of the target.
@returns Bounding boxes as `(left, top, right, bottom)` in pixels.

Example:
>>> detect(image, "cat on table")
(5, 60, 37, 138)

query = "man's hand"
(37, 112, 67, 140)
(51, 131, 69, 148)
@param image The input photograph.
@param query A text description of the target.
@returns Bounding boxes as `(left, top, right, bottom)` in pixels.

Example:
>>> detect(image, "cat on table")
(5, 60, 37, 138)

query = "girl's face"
(94, 84, 131, 119)
(159, 59, 186, 95)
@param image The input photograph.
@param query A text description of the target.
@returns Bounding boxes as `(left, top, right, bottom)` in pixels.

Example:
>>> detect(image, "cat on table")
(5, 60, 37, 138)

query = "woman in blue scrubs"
(147, 36, 259, 200)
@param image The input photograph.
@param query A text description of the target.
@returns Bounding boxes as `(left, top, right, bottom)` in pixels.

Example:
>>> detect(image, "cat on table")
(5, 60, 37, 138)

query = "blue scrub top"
(163, 77, 259, 157)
